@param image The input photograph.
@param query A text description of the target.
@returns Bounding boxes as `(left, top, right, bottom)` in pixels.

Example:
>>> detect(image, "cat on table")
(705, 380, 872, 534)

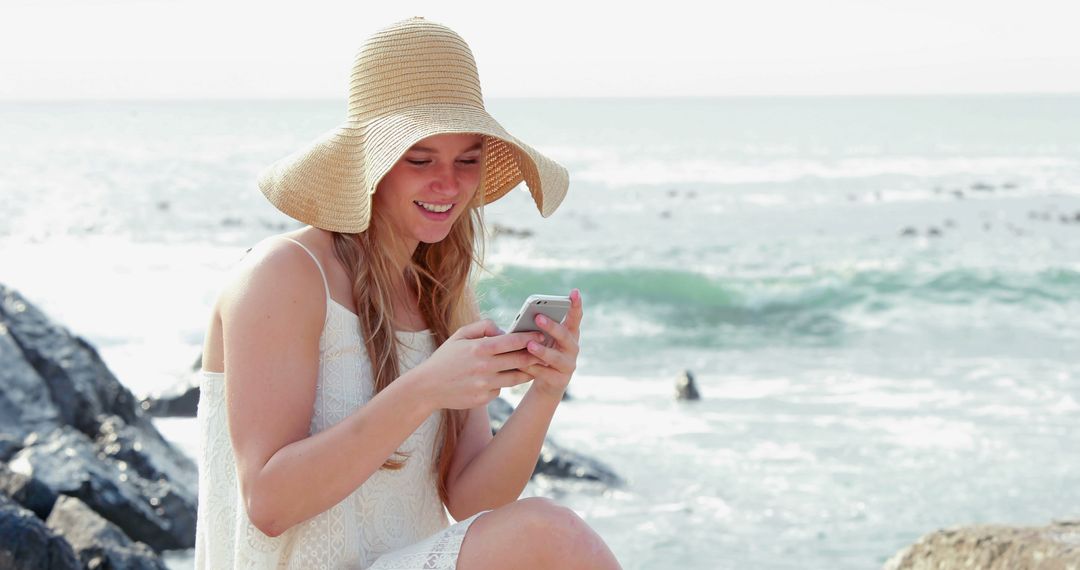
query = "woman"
(193, 17, 622, 570)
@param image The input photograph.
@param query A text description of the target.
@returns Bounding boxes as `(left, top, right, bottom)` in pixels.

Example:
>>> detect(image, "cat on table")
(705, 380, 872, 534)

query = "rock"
(535, 439, 623, 486)
(490, 223, 534, 239)
(900, 227, 917, 237)
(952, 190, 965, 199)
(139, 379, 200, 418)
(0, 462, 58, 521)
(0, 283, 198, 552)
(0, 317, 63, 441)
(676, 370, 701, 401)
(0, 493, 80, 570)
(0, 285, 140, 436)
(487, 397, 623, 487)
(46, 495, 166, 570)
(883, 521, 1080, 570)
(926, 227, 942, 237)
(0, 435, 20, 463)
(971, 182, 995, 192)
(9, 425, 196, 552)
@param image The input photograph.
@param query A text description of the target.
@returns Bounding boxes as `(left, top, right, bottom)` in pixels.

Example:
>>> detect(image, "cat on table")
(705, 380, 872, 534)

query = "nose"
(429, 162, 460, 197)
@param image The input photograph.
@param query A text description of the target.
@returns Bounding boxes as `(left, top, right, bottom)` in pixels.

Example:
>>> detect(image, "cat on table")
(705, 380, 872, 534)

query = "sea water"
(1, 96, 1078, 569)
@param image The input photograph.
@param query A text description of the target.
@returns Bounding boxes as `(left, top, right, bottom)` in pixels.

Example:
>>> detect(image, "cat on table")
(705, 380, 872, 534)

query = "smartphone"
(507, 294, 572, 347)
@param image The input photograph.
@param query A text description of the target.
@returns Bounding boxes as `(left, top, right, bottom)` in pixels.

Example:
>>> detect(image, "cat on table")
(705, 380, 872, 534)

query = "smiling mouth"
(415, 200, 454, 214)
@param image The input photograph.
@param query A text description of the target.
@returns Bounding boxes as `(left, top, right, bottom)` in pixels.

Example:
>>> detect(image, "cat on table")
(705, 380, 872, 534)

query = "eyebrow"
(408, 142, 483, 153)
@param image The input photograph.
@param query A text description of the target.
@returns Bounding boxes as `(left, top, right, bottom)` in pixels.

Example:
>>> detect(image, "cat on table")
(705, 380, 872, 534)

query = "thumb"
(452, 318, 503, 340)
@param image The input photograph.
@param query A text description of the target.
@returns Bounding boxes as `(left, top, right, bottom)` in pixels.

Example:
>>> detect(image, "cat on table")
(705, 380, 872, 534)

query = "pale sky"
(2, 0, 1079, 99)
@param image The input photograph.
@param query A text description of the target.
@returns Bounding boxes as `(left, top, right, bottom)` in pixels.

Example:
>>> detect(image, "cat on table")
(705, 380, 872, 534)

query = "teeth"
(416, 201, 452, 213)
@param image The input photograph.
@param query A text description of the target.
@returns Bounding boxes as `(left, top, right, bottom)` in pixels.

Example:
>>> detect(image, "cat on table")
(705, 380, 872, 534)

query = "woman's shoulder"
(216, 227, 334, 325)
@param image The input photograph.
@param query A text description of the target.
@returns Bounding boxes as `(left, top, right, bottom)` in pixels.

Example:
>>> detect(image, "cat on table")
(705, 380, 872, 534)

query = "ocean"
(1, 95, 1078, 569)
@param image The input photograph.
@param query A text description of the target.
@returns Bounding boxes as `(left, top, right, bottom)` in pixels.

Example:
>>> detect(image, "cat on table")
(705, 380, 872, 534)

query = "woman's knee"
(459, 498, 614, 570)
(514, 497, 602, 552)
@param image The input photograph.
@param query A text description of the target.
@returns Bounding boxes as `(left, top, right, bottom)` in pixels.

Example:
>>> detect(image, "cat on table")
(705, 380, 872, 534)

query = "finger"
(453, 318, 503, 340)
(563, 288, 584, 336)
(534, 313, 577, 351)
(522, 363, 564, 386)
(525, 340, 573, 373)
(491, 349, 543, 372)
(493, 369, 533, 389)
(482, 331, 545, 356)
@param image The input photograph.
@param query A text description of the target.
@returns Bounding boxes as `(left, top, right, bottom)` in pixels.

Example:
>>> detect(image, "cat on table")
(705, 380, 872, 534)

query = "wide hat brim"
(257, 103, 568, 234)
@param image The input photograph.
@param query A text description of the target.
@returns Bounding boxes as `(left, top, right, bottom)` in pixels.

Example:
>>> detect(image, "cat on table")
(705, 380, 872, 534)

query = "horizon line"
(2, 91, 1080, 104)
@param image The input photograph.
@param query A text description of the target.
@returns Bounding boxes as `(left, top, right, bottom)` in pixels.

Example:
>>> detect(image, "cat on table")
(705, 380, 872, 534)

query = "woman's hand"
(415, 319, 544, 411)
(521, 289, 583, 399)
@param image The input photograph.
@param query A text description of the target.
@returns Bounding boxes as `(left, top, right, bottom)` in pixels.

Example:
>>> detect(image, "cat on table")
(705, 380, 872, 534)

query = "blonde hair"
(330, 172, 486, 507)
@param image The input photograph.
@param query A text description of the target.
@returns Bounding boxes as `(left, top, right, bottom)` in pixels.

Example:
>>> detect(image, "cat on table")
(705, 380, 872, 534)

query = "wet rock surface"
(884, 521, 1080, 570)
(46, 495, 166, 570)
(488, 397, 623, 487)
(0, 283, 197, 566)
(0, 494, 80, 570)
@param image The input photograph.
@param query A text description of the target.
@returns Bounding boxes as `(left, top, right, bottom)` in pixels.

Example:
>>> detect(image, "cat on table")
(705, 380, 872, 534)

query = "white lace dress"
(193, 237, 489, 569)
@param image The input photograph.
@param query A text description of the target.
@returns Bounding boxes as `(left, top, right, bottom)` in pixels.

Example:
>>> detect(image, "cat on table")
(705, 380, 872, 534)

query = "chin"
(418, 230, 454, 244)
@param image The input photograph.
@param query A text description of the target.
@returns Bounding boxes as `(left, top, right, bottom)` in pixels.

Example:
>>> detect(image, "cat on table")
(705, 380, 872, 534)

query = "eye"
(406, 159, 430, 166)
(456, 158, 479, 165)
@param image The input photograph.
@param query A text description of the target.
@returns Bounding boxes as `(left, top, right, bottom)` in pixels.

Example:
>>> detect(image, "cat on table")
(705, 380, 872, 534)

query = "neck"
(385, 237, 419, 277)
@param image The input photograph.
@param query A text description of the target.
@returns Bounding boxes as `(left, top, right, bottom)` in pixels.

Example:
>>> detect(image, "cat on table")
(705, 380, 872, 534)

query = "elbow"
(243, 487, 288, 538)
(444, 492, 471, 522)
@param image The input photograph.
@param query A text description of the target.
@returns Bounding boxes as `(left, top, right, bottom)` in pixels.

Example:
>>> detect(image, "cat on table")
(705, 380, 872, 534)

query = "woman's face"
(374, 133, 484, 247)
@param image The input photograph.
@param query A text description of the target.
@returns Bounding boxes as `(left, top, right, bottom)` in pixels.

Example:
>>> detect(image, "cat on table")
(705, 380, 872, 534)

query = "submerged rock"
(883, 521, 1080, 570)
(140, 379, 200, 418)
(487, 397, 623, 487)
(676, 370, 701, 401)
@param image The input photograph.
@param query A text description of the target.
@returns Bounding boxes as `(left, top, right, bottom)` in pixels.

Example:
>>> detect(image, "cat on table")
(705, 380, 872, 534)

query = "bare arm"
(444, 387, 561, 519)
(443, 288, 578, 519)
(223, 247, 537, 536)
(222, 243, 436, 537)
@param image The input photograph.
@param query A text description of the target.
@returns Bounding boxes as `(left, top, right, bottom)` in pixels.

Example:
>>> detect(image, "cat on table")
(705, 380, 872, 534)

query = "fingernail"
(527, 341, 540, 352)
(536, 314, 548, 325)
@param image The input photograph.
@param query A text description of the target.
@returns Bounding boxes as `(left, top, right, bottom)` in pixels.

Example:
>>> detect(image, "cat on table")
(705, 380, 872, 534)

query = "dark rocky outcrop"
(0, 462, 58, 521)
(139, 379, 200, 418)
(0, 494, 80, 570)
(10, 426, 195, 551)
(487, 397, 623, 487)
(46, 495, 166, 570)
(0, 288, 140, 436)
(0, 283, 198, 561)
(676, 370, 701, 401)
(884, 521, 1080, 570)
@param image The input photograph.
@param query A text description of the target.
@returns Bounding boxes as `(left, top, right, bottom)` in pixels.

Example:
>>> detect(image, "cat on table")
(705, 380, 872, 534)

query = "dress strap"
(275, 237, 332, 302)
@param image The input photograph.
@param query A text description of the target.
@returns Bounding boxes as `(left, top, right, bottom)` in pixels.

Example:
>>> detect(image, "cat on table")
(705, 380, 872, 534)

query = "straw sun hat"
(257, 17, 569, 233)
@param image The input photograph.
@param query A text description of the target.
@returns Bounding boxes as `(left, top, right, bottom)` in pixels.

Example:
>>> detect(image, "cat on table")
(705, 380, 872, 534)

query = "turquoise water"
(1, 96, 1079, 569)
